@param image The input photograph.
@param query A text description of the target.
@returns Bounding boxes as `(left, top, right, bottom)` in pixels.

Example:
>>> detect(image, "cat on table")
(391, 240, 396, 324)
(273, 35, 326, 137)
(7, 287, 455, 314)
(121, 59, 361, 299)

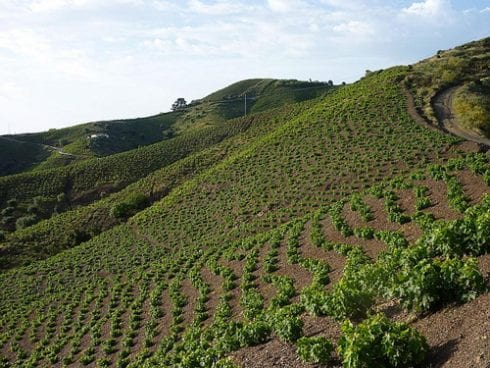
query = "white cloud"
(187, 0, 247, 15)
(0, 0, 488, 134)
(333, 21, 375, 36)
(480, 7, 490, 13)
(27, 0, 142, 12)
(267, 0, 303, 13)
(0, 29, 95, 79)
(402, 0, 450, 17)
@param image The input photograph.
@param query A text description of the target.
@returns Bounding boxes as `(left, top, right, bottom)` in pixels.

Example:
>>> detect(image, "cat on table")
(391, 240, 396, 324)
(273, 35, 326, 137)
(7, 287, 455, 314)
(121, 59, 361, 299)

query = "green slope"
(131, 67, 459, 249)
(2, 111, 183, 173)
(406, 36, 490, 128)
(0, 137, 50, 176)
(0, 78, 334, 243)
(202, 78, 333, 120)
(1, 78, 334, 177)
(0, 39, 488, 368)
(0, 67, 460, 270)
(0, 104, 306, 269)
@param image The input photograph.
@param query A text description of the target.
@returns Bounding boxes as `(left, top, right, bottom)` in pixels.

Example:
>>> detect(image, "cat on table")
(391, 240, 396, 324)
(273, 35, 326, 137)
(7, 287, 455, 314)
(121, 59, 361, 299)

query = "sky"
(0, 0, 489, 135)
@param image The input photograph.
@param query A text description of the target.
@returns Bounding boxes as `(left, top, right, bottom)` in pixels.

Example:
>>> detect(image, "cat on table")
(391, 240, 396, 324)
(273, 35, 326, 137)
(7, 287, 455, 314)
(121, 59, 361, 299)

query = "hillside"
(0, 79, 335, 248)
(0, 137, 50, 176)
(406, 37, 490, 142)
(0, 38, 489, 368)
(0, 79, 333, 177)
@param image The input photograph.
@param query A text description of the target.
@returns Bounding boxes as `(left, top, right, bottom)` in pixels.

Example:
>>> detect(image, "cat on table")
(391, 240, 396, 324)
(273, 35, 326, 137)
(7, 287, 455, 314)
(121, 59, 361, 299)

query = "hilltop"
(0, 38, 489, 368)
(0, 79, 333, 177)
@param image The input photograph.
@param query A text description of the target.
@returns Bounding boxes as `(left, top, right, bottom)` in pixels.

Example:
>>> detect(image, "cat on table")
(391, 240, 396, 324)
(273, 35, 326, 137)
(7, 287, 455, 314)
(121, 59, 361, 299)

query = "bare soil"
(414, 293, 490, 368)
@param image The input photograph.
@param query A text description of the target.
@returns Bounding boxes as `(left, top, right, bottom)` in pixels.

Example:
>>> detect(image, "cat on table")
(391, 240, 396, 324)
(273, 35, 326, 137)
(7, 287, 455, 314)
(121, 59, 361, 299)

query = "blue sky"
(0, 0, 489, 134)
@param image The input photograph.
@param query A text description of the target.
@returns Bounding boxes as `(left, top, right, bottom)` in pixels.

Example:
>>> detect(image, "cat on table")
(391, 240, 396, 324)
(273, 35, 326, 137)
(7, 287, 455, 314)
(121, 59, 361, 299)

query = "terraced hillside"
(0, 154, 489, 368)
(0, 39, 489, 368)
(0, 67, 463, 269)
(0, 79, 334, 253)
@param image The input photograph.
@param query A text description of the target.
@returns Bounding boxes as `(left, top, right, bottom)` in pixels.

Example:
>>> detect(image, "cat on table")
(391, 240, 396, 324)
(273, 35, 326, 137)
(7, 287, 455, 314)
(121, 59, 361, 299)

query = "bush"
(393, 257, 485, 313)
(1, 207, 15, 216)
(338, 314, 429, 368)
(15, 215, 38, 230)
(296, 336, 333, 364)
(6, 198, 17, 207)
(111, 193, 148, 219)
(269, 307, 304, 343)
(111, 202, 132, 219)
(238, 321, 271, 347)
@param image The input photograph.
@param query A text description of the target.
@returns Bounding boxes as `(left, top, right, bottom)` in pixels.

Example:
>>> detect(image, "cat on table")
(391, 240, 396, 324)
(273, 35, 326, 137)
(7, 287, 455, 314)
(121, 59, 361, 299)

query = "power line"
(198, 83, 336, 105)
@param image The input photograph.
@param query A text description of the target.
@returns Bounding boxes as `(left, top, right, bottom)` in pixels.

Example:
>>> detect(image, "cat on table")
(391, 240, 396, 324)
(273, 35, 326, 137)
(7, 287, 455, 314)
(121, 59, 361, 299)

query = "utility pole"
(244, 94, 247, 116)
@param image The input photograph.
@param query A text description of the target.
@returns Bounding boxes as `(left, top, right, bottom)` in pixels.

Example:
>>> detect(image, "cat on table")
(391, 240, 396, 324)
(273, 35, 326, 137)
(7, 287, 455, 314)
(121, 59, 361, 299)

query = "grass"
(453, 81, 490, 136)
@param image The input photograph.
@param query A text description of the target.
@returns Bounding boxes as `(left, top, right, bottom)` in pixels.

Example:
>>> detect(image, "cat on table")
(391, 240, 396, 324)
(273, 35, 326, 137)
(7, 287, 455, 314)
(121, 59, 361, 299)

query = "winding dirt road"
(433, 86, 490, 147)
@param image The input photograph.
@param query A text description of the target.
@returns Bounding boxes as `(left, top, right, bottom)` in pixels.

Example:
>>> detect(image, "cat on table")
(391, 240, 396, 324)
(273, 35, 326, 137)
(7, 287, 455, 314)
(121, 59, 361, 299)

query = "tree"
(171, 98, 187, 111)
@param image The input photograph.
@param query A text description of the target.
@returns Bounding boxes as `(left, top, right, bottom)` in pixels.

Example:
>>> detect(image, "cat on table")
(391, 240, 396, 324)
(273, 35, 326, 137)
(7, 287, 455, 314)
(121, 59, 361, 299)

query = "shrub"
(393, 257, 485, 313)
(238, 321, 271, 347)
(338, 314, 429, 368)
(1, 207, 15, 216)
(111, 202, 132, 219)
(6, 198, 17, 207)
(15, 215, 38, 230)
(269, 306, 304, 342)
(296, 336, 333, 364)
(111, 193, 148, 219)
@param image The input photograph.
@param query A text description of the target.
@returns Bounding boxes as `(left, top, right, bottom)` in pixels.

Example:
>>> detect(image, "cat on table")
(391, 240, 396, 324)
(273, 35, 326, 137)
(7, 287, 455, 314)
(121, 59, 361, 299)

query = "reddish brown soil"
(255, 242, 278, 307)
(219, 259, 244, 320)
(361, 197, 400, 232)
(415, 179, 461, 221)
(396, 188, 418, 217)
(233, 313, 343, 368)
(276, 236, 312, 295)
(302, 314, 341, 340)
(478, 254, 490, 277)
(181, 279, 198, 327)
(399, 221, 424, 243)
(343, 192, 424, 243)
(150, 288, 172, 351)
(300, 222, 346, 287)
(456, 170, 489, 205)
(414, 293, 490, 368)
(449, 141, 481, 154)
(201, 267, 224, 327)
(232, 337, 341, 368)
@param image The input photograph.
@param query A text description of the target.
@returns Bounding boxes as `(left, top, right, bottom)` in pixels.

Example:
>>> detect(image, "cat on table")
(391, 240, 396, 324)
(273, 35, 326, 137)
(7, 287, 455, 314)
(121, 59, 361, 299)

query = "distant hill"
(202, 78, 333, 120)
(0, 79, 334, 176)
(0, 137, 50, 175)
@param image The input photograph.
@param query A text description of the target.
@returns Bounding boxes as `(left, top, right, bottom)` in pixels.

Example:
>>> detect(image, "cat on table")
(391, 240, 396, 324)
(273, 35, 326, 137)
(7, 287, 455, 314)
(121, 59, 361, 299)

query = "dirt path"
(433, 86, 490, 147)
(1, 135, 78, 157)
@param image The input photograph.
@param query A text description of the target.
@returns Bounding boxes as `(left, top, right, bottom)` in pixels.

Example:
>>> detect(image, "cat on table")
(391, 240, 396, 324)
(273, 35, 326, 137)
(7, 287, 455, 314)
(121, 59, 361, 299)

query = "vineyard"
(0, 38, 489, 368)
(0, 153, 489, 367)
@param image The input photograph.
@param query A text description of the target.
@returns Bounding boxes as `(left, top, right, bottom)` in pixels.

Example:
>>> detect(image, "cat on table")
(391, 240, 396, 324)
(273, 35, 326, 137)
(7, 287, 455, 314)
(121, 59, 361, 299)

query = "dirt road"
(1, 136, 77, 157)
(433, 86, 490, 147)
